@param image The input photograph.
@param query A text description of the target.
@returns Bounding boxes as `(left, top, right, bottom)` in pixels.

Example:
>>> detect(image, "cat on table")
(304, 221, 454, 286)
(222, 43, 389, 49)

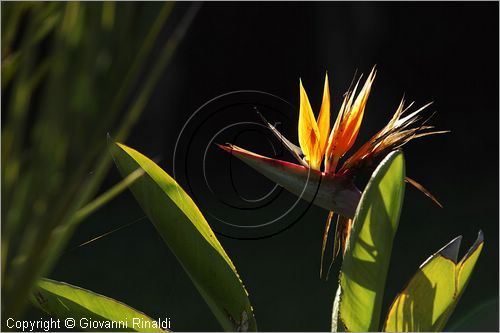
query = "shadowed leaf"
(445, 298, 498, 331)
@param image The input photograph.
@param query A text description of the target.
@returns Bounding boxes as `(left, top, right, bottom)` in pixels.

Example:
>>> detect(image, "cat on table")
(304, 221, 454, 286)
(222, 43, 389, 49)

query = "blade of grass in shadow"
(1, 2, 61, 88)
(101, 2, 174, 133)
(72, 167, 145, 223)
(2, 3, 201, 321)
(332, 150, 405, 332)
(32, 278, 166, 332)
(111, 141, 257, 332)
(68, 3, 201, 226)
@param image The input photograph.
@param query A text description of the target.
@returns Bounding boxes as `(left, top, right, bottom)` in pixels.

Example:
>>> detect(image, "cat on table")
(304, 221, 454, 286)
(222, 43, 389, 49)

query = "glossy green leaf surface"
(383, 231, 484, 331)
(32, 278, 164, 332)
(111, 142, 256, 331)
(332, 150, 405, 332)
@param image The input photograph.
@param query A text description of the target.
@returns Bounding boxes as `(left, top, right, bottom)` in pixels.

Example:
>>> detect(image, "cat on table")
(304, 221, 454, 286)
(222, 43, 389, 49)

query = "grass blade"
(72, 167, 144, 224)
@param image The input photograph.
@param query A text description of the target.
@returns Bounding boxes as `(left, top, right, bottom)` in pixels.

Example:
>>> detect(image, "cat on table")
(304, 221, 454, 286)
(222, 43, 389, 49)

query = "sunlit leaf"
(32, 278, 165, 332)
(111, 142, 257, 331)
(383, 230, 484, 331)
(331, 286, 344, 332)
(332, 150, 405, 331)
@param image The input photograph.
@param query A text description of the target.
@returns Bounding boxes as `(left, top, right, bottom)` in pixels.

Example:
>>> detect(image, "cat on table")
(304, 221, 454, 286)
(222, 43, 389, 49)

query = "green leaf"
(383, 230, 484, 331)
(32, 278, 165, 332)
(445, 298, 498, 331)
(111, 142, 256, 331)
(331, 286, 344, 332)
(332, 150, 405, 332)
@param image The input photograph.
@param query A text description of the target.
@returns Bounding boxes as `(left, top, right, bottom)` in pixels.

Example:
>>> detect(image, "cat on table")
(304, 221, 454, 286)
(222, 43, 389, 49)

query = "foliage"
(1, 2, 198, 322)
(332, 151, 405, 331)
(111, 142, 257, 331)
(331, 151, 483, 332)
(33, 279, 164, 332)
(31, 142, 258, 331)
(383, 231, 484, 331)
(2, 4, 485, 330)
(33, 145, 482, 332)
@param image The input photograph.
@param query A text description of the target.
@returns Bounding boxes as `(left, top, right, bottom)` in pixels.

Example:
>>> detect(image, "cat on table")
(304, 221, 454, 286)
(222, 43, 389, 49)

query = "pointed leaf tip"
(384, 230, 484, 332)
(436, 235, 463, 264)
(111, 142, 257, 331)
(461, 229, 484, 263)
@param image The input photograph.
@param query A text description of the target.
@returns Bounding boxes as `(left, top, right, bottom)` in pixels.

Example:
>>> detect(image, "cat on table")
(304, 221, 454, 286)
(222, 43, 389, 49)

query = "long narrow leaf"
(32, 278, 165, 332)
(111, 142, 257, 331)
(332, 150, 405, 331)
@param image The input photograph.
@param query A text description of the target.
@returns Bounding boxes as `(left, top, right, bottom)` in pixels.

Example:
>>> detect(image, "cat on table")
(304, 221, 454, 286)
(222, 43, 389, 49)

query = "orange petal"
(342, 68, 376, 151)
(338, 99, 446, 175)
(325, 68, 376, 172)
(299, 79, 321, 169)
(317, 73, 331, 159)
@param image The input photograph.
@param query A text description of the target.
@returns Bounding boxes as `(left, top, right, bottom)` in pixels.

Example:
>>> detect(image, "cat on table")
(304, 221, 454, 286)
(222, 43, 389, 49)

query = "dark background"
(38, 2, 498, 331)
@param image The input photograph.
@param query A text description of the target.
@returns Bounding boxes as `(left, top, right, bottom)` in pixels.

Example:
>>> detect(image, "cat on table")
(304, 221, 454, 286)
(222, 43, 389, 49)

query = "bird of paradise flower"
(218, 67, 447, 278)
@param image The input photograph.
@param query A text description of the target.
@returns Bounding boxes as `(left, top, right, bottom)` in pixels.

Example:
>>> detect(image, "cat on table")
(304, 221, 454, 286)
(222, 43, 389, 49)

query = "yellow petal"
(298, 79, 321, 169)
(317, 73, 331, 160)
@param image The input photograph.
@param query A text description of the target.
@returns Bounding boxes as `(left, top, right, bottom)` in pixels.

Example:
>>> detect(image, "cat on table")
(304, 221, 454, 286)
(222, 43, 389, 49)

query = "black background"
(44, 2, 498, 331)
